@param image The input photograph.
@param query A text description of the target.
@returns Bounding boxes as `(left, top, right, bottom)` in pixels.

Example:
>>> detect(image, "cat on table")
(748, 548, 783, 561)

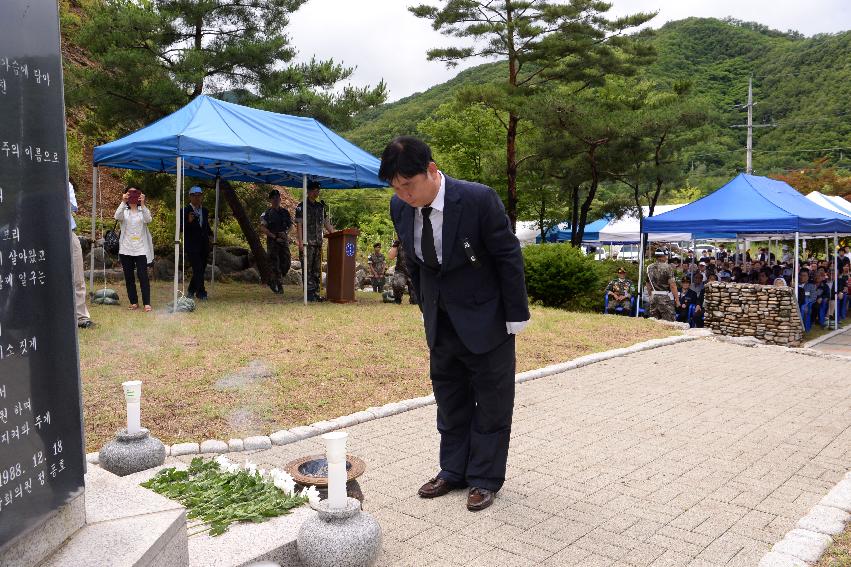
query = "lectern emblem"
(345, 242, 355, 257)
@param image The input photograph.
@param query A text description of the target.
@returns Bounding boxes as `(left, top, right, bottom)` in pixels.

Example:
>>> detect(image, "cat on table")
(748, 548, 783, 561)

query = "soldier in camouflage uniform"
(646, 250, 680, 321)
(295, 181, 334, 302)
(367, 243, 387, 293)
(388, 238, 417, 304)
(259, 189, 292, 294)
(605, 267, 633, 314)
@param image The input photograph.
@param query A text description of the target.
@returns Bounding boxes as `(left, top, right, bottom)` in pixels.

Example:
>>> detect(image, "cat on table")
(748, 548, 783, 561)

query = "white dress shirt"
(413, 172, 528, 335)
(68, 182, 78, 231)
(192, 204, 204, 227)
(414, 172, 445, 265)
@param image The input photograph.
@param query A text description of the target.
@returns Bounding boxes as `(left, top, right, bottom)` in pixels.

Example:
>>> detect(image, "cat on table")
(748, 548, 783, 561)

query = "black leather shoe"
(466, 487, 495, 511)
(418, 477, 462, 499)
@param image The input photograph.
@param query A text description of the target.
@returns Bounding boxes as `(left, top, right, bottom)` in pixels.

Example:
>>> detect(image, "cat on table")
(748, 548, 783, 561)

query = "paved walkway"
(188, 339, 851, 566)
(811, 325, 851, 357)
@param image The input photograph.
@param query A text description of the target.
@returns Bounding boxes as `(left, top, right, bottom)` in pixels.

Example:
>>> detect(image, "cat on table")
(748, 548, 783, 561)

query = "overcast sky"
(286, 0, 850, 102)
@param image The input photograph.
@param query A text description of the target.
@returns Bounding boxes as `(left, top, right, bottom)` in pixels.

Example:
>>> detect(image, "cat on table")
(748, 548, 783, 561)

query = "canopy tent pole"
(691, 239, 696, 273)
(635, 229, 646, 318)
(89, 166, 98, 298)
(181, 160, 186, 297)
(303, 174, 308, 306)
(210, 176, 221, 291)
(735, 236, 740, 266)
(794, 232, 800, 303)
(173, 157, 183, 313)
(834, 233, 839, 329)
(825, 237, 828, 261)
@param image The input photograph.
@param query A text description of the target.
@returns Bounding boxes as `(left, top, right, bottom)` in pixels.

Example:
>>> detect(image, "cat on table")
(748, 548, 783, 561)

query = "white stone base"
(41, 466, 187, 567)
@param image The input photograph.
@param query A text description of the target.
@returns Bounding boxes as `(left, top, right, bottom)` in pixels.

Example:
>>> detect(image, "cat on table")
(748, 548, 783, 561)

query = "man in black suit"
(183, 186, 214, 300)
(380, 137, 530, 512)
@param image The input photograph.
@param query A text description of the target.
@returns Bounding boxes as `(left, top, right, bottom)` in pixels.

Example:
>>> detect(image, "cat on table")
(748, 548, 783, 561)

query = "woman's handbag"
(103, 221, 120, 255)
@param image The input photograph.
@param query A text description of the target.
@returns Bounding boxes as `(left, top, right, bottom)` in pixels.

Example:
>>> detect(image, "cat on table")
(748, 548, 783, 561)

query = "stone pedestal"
(99, 428, 166, 476)
(297, 497, 381, 567)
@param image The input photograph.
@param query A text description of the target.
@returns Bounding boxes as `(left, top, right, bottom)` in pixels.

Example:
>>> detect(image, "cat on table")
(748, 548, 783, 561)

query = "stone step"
(40, 466, 187, 567)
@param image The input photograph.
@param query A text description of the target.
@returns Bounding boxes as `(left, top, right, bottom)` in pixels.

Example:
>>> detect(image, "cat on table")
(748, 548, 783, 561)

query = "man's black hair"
(307, 181, 321, 190)
(682, 276, 691, 283)
(374, 242, 381, 248)
(268, 189, 280, 199)
(378, 136, 433, 183)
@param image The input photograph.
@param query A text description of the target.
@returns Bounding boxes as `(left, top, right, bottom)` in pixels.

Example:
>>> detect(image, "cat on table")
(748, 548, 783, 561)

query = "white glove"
(506, 320, 529, 335)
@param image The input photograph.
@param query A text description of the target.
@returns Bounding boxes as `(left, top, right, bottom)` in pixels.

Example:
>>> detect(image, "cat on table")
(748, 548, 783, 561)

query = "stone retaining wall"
(704, 282, 804, 346)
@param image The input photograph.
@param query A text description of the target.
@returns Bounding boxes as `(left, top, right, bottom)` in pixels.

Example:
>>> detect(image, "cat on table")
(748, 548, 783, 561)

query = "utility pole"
(731, 76, 767, 173)
(746, 76, 753, 174)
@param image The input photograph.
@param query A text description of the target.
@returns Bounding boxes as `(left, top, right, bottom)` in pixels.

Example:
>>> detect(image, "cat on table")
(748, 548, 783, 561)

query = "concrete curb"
(87, 330, 705, 465)
(514, 333, 701, 384)
(758, 471, 851, 566)
(802, 322, 850, 349)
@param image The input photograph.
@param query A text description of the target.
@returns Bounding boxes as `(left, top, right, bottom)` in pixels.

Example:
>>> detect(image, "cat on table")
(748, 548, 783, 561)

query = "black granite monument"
(0, 0, 86, 556)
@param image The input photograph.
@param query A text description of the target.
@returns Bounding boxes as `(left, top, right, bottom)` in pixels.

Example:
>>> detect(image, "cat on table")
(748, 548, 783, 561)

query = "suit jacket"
(390, 175, 529, 355)
(678, 288, 698, 309)
(183, 205, 213, 251)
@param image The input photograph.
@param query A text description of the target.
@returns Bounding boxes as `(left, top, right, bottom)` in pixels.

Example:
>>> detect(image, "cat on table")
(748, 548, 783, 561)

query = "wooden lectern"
(325, 228, 360, 303)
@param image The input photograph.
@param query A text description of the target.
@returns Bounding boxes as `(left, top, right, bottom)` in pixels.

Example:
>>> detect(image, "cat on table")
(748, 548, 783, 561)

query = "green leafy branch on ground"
(141, 456, 313, 536)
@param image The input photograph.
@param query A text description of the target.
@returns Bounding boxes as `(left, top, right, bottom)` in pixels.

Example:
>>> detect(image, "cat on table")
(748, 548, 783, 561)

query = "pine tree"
(71, 0, 386, 132)
(409, 0, 655, 232)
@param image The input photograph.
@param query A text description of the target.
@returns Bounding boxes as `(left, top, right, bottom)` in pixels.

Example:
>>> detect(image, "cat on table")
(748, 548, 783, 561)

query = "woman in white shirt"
(114, 188, 154, 311)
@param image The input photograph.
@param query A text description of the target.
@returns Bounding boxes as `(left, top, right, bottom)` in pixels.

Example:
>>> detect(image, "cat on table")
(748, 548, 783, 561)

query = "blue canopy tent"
(538, 218, 609, 243)
(638, 173, 851, 323)
(91, 95, 386, 308)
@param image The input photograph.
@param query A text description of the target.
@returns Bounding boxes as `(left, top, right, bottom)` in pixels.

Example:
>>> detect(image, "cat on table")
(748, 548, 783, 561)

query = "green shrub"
(522, 244, 601, 308)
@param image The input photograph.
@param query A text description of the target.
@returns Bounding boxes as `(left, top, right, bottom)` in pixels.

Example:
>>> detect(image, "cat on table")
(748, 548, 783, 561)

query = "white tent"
(806, 191, 851, 218)
(515, 221, 540, 246)
(598, 204, 692, 243)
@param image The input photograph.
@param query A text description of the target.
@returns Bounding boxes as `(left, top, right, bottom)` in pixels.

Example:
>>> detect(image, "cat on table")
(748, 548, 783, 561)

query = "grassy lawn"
(79, 281, 677, 451)
(817, 525, 851, 567)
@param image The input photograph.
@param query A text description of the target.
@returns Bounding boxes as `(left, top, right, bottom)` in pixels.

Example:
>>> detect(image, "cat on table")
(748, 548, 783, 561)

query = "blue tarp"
(644, 174, 851, 234)
(93, 95, 385, 188)
(538, 218, 609, 243)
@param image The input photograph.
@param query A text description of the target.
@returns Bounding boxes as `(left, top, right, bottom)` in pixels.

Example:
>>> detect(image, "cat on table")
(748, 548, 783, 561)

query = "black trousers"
(119, 254, 150, 306)
(186, 244, 208, 297)
(431, 309, 515, 492)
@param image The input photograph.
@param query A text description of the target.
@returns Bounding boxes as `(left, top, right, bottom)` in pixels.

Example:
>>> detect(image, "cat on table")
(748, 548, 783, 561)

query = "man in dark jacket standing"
(184, 186, 213, 300)
(380, 136, 530, 512)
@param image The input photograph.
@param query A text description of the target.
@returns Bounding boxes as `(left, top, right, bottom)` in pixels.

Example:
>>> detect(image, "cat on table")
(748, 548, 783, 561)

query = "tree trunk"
(570, 185, 579, 245)
(506, 113, 519, 233)
(573, 145, 603, 246)
(505, 3, 518, 234)
(649, 133, 667, 217)
(192, 14, 204, 97)
(222, 183, 271, 283)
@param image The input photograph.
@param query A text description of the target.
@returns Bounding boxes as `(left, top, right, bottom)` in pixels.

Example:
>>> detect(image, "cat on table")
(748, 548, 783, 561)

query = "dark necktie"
(421, 206, 440, 270)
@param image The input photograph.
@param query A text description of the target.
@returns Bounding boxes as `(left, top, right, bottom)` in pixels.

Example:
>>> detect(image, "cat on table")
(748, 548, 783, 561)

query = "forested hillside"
(344, 17, 851, 188)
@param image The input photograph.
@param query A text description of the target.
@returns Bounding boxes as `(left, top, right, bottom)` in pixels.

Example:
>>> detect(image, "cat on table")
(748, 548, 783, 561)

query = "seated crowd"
(605, 244, 851, 329)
